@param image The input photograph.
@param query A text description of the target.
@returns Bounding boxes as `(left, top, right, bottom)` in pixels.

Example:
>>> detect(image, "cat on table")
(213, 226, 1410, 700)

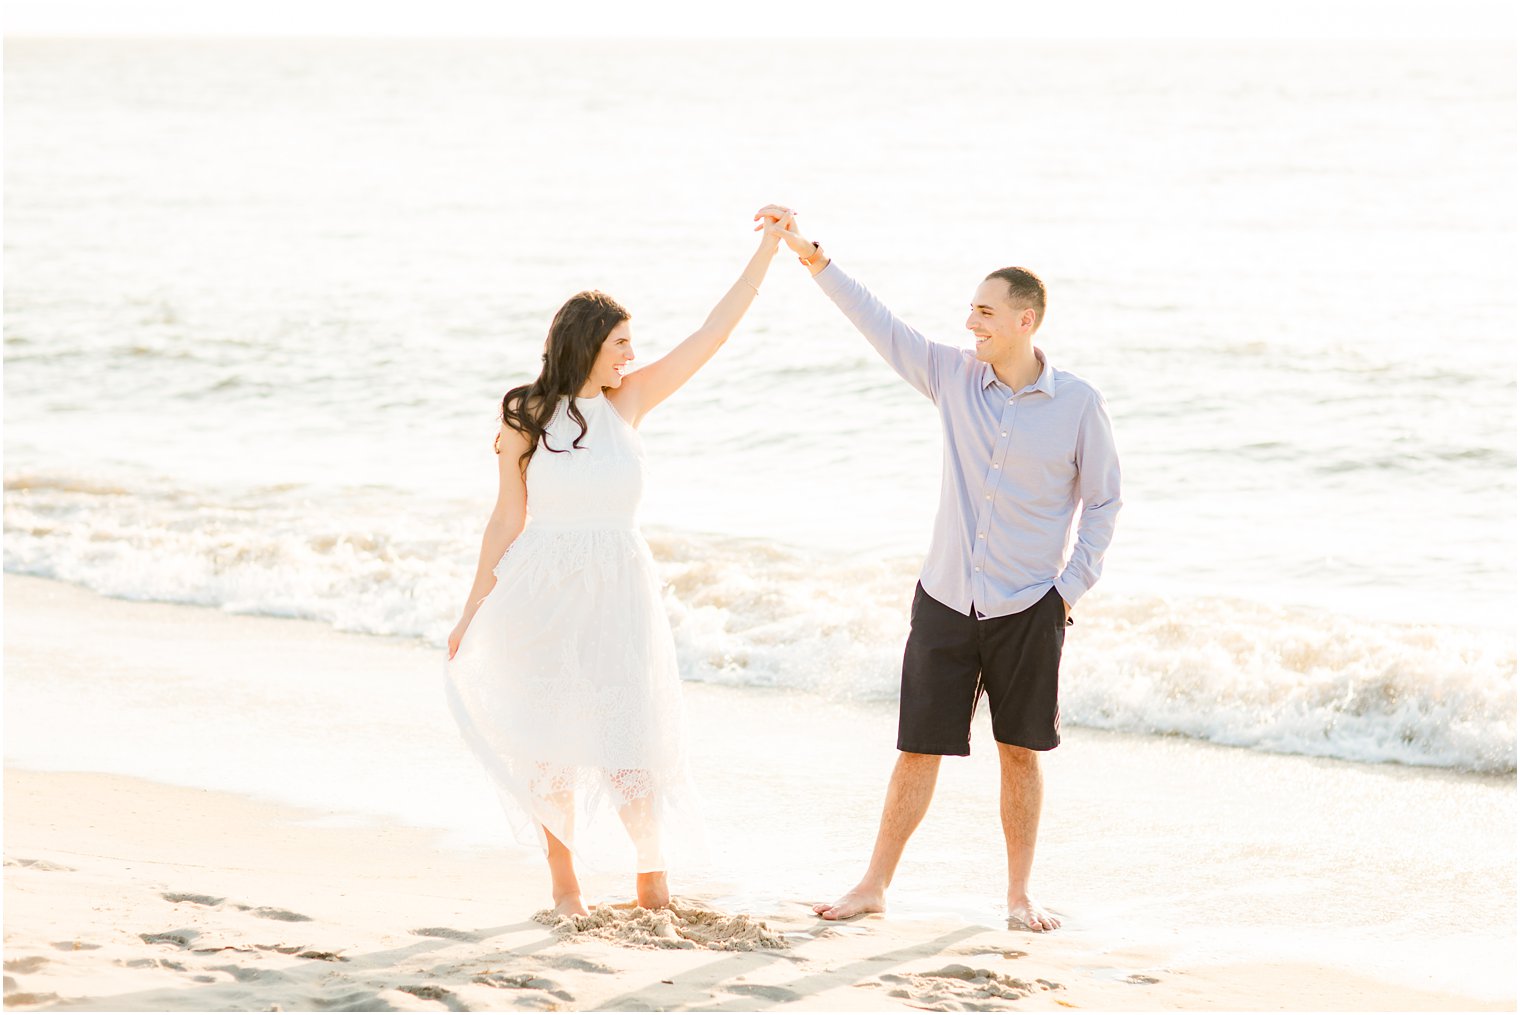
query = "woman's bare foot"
(812, 885, 886, 921)
(1007, 895, 1060, 932)
(552, 893, 589, 918)
(636, 871, 670, 910)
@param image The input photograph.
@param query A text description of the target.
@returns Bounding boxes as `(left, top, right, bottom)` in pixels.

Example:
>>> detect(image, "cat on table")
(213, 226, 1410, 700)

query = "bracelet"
(740, 276, 760, 294)
(799, 241, 824, 266)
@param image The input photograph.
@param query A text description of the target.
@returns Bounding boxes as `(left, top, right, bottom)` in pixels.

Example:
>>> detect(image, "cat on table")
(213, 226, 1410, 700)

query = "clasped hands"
(752, 204, 819, 260)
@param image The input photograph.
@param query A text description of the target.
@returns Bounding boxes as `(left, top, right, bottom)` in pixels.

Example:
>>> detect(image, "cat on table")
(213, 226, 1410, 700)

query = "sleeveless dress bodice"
(520, 393, 643, 531)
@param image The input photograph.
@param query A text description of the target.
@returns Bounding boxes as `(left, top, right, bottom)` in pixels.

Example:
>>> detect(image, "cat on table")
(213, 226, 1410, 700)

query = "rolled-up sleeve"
(814, 261, 961, 403)
(1054, 391, 1122, 608)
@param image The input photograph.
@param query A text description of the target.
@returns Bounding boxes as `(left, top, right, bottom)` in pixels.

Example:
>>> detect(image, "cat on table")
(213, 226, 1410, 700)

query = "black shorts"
(897, 583, 1066, 756)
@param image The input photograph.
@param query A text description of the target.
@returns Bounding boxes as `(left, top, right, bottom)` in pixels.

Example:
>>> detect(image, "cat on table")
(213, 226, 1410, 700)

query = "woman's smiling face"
(589, 318, 636, 389)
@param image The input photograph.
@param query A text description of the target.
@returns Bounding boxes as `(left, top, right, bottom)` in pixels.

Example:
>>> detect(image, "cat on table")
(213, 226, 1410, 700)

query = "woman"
(443, 208, 788, 917)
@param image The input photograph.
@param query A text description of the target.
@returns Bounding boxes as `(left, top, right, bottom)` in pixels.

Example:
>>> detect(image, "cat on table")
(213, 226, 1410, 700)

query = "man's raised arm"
(757, 205, 960, 403)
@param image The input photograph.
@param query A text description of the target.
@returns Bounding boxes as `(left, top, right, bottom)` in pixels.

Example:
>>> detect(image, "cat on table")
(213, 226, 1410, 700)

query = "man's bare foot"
(1007, 896, 1060, 932)
(812, 886, 886, 921)
(636, 871, 670, 910)
(552, 893, 589, 918)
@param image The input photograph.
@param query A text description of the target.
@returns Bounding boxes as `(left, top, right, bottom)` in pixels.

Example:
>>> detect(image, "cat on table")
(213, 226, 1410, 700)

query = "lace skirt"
(443, 524, 704, 873)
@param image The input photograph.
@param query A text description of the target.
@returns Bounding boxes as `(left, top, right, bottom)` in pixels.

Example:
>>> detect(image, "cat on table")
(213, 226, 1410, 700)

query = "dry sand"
(4, 767, 1504, 1012)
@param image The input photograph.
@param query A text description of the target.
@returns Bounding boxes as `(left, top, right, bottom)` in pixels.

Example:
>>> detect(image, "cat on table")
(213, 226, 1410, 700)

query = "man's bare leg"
(813, 751, 942, 920)
(998, 742, 1059, 931)
(543, 824, 589, 917)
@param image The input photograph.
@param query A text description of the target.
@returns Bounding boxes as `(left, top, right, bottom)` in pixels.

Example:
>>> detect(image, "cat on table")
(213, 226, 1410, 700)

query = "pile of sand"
(534, 902, 791, 951)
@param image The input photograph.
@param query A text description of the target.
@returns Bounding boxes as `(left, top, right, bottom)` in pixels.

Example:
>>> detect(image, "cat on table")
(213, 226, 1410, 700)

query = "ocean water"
(4, 38, 1516, 773)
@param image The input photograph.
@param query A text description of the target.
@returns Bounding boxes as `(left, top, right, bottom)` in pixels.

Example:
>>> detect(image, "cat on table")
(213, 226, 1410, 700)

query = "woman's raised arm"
(614, 217, 783, 425)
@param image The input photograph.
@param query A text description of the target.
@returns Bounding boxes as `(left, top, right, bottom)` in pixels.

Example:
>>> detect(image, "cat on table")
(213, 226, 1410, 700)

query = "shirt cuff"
(1053, 574, 1088, 609)
(812, 259, 847, 297)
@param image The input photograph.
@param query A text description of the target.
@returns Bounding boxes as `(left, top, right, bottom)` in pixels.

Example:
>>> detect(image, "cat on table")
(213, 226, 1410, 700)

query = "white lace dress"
(443, 392, 703, 873)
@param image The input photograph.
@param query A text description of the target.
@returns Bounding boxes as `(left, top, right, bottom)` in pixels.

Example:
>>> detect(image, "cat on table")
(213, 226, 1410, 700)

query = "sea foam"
(5, 476, 1513, 774)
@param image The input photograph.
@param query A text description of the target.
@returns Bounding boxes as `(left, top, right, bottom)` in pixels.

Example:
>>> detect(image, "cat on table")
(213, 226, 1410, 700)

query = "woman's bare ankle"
(551, 891, 589, 917)
(635, 871, 670, 909)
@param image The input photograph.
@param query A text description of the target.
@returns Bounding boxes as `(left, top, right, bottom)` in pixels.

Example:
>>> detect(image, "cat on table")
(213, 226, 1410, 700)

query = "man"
(756, 205, 1122, 932)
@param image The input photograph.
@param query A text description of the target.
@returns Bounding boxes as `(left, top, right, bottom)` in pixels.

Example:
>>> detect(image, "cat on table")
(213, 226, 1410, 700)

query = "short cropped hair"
(984, 267, 1047, 330)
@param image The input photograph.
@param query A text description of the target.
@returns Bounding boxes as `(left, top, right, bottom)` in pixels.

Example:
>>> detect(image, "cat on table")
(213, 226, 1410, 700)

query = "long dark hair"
(496, 290, 629, 472)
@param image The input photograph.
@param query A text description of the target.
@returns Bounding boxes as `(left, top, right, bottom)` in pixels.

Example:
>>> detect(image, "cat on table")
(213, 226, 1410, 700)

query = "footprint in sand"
(540, 954, 616, 974)
(4, 990, 61, 1007)
(411, 926, 483, 942)
(254, 945, 348, 962)
(473, 972, 575, 1002)
(139, 929, 199, 948)
(229, 905, 312, 922)
(190, 945, 261, 955)
(398, 983, 467, 1009)
(5, 975, 63, 1008)
(4, 858, 76, 872)
(119, 958, 186, 971)
(315, 989, 386, 1010)
(3, 957, 48, 975)
(721, 983, 803, 1002)
(159, 892, 311, 922)
(1125, 973, 1162, 984)
(161, 891, 226, 906)
(293, 950, 346, 962)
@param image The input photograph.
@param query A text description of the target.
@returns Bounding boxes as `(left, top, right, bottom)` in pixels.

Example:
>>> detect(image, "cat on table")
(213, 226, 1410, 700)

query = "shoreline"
(4, 572, 1515, 1010)
(2, 560, 1512, 776)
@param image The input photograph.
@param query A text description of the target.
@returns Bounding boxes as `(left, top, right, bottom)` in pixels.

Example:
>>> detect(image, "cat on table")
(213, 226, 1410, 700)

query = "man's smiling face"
(966, 278, 1038, 363)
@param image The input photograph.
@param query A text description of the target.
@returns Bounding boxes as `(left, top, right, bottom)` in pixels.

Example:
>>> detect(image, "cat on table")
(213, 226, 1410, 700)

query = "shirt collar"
(982, 346, 1056, 396)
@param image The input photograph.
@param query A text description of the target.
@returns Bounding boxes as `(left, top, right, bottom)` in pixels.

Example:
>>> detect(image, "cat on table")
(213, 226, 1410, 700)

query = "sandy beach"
(4, 767, 1502, 1014)
(4, 574, 1514, 1011)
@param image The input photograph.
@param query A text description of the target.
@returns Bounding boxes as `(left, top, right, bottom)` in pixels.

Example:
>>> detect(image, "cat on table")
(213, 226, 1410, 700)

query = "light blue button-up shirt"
(815, 261, 1122, 619)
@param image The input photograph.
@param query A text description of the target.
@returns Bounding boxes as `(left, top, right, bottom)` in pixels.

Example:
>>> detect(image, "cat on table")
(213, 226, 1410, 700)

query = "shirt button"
(1001, 431, 1008, 437)
(977, 532, 984, 538)
(974, 566, 981, 572)
(1008, 399, 1015, 405)
(985, 494, 992, 499)
(993, 463, 1000, 469)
